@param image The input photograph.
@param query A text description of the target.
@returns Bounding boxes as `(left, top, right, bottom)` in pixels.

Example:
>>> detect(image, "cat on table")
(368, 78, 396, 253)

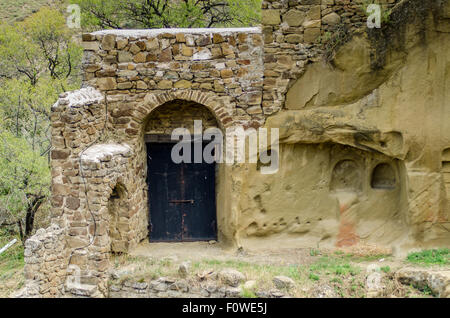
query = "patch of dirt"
(0, 267, 24, 298)
(130, 241, 317, 267)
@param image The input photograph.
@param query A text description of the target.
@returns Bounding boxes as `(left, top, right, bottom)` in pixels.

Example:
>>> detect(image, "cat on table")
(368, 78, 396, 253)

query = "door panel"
(147, 142, 217, 242)
(183, 161, 217, 240)
(147, 143, 183, 241)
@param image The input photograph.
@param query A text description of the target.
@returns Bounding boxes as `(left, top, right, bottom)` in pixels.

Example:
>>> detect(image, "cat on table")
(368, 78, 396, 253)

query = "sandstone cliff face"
(235, 0, 450, 252)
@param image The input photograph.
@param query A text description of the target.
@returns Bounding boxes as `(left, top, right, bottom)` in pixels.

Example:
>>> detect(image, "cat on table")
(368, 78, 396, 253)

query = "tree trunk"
(17, 195, 45, 245)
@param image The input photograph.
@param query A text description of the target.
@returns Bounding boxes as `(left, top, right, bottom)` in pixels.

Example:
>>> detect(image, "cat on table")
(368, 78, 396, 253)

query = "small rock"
(167, 290, 182, 298)
(366, 267, 384, 297)
(243, 280, 257, 290)
(396, 268, 450, 297)
(203, 283, 218, 293)
(157, 277, 176, 284)
(225, 287, 242, 297)
(311, 284, 337, 298)
(273, 276, 295, 290)
(152, 283, 168, 292)
(219, 268, 245, 287)
(197, 269, 216, 280)
(110, 268, 131, 280)
(270, 291, 285, 298)
(322, 12, 341, 25)
(132, 282, 148, 290)
(171, 279, 189, 292)
(255, 291, 269, 298)
(178, 261, 190, 278)
(109, 285, 122, 293)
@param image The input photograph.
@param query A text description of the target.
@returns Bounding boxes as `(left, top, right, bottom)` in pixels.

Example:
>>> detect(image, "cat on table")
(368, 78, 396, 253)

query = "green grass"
(330, 277, 343, 284)
(406, 248, 450, 266)
(110, 251, 375, 298)
(0, 0, 63, 24)
(331, 252, 391, 263)
(380, 266, 391, 273)
(193, 259, 304, 283)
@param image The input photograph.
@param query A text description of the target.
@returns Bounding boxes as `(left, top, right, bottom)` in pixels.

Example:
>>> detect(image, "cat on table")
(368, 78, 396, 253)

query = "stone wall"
(145, 100, 218, 135)
(82, 28, 264, 129)
(24, 88, 150, 297)
(22, 28, 266, 297)
(20, 224, 68, 297)
(109, 276, 283, 298)
(67, 142, 145, 297)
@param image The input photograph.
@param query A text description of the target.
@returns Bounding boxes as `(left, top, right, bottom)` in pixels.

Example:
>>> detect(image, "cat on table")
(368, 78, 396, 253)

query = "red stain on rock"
(337, 203, 359, 247)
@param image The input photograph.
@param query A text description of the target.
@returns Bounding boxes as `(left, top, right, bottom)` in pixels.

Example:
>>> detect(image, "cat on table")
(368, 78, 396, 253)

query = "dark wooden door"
(146, 142, 217, 242)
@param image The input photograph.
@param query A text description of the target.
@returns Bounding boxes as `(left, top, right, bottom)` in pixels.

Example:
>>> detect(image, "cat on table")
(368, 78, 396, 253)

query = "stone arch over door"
(137, 90, 235, 132)
(138, 93, 233, 244)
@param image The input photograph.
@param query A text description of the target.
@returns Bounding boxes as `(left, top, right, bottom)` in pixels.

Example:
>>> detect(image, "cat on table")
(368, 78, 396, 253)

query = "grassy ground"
(111, 247, 433, 298)
(0, 0, 63, 23)
(0, 230, 24, 297)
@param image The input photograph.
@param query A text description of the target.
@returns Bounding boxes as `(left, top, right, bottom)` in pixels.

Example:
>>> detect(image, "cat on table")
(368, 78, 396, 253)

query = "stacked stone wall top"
(81, 28, 264, 127)
(22, 224, 68, 297)
(50, 88, 107, 222)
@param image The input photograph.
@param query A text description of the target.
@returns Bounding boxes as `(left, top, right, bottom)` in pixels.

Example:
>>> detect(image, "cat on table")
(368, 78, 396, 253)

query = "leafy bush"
(406, 249, 449, 266)
(71, 0, 261, 30)
(0, 8, 82, 243)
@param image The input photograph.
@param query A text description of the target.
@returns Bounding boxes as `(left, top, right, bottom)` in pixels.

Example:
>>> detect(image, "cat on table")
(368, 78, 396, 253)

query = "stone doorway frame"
(136, 90, 237, 247)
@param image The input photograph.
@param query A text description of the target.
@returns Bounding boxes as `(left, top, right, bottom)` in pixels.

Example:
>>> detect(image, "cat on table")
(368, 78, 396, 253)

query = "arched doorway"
(144, 99, 220, 242)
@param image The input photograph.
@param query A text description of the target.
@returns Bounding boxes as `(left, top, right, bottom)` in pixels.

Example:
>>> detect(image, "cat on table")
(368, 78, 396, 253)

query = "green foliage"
(240, 285, 257, 298)
(330, 277, 342, 284)
(0, 7, 83, 84)
(406, 249, 450, 266)
(0, 130, 50, 209)
(0, 8, 82, 242)
(310, 248, 320, 256)
(420, 284, 433, 296)
(71, 0, 261, 30)
(380, 266, 390, 273)
(308, 273, 320, 281)
(309, 256, 361, 276)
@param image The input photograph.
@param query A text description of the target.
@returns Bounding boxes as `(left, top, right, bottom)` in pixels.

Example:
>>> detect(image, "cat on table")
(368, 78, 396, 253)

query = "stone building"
(22, 0, 450, 297)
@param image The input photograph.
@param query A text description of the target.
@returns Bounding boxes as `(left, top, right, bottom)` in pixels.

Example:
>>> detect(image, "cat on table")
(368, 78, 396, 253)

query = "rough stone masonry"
(20, 0, 450, 297)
